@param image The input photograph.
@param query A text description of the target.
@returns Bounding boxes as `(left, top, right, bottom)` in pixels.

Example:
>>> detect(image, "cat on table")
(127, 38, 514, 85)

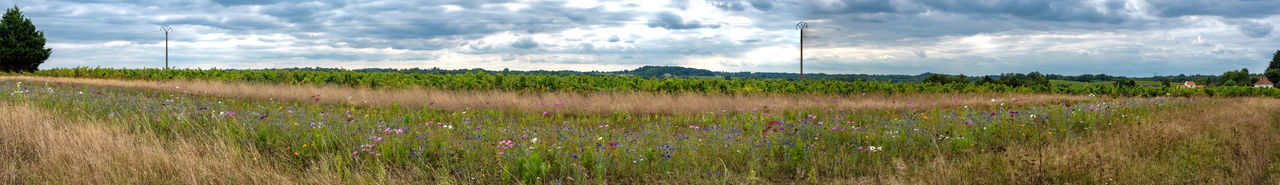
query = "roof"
(1185, 81, 1196, 85)
(1256, 77, 1274, 85)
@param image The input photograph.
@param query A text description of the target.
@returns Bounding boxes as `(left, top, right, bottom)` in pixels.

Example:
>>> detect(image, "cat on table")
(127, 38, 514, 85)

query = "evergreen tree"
(0, 5, 50, 72)
(1266, 68, 1280, 85)
(1270, 50, 1280, 70)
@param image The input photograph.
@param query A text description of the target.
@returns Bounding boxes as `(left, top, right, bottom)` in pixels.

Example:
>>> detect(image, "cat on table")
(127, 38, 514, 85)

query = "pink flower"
(964, 121, 973, 125)
(555, 101, 563, 105)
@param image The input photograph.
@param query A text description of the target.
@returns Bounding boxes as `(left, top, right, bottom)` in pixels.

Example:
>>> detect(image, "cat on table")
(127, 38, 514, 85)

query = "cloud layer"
(23, 0, 1280, 76)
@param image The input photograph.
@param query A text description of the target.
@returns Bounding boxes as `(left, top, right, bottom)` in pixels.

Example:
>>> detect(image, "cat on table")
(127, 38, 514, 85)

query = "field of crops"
(24, 67, 1280, 98)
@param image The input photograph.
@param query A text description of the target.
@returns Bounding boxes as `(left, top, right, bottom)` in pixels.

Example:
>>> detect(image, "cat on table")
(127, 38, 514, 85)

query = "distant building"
(1176, 81, 1204, 88)
(1255, 77, 1274, 88)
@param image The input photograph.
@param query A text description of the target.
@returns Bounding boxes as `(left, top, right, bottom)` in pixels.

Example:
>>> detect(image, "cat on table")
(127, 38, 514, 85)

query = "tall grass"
(0, 79, 1199, 183)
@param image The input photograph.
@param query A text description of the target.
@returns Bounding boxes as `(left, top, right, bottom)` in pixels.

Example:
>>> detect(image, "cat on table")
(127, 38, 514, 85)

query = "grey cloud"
(1230, 20, 1273, 38)
(607, 35, 620, 42)
(261, 1, 335, 23)
(799, 0, 903, 15)
(646, 11, 719, 30)
(708, 0, 748, 11)
(670, 0, 690, 10)
(211, 0, 282, 6)
(916, 0, 1130, 23)
(749, 0, 774, 11)
(153, 14, 284, 31)
(1147, 0, 1280, 18)
(510, 37, 539, 49)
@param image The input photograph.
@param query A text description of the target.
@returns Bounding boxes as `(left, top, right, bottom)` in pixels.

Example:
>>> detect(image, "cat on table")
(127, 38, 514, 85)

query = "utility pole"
(161, 25, 172, 69)
(796, 21, 807, 81)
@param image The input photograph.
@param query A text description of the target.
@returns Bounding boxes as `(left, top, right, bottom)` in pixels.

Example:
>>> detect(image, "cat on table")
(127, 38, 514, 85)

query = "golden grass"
(878, 97, 1280, 184)
(0, 75, 1090, 114)
(0, 102, 313, 184)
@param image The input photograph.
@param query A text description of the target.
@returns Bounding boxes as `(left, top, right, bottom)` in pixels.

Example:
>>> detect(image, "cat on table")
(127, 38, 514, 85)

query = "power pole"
(161, 25, 172, 69)
(796, 21, 807, 81)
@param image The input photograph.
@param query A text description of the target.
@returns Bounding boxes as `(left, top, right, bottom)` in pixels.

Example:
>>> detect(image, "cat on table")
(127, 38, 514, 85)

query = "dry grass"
(880, 97, 1280, 184)
(0, 102, 315, 184)
(0, 75, 1090, 114)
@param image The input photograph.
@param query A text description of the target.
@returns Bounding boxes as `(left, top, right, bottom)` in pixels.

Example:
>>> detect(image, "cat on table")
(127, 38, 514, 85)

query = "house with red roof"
(1256, 77, 1274, 88)
(1176, 81, 1204, 88)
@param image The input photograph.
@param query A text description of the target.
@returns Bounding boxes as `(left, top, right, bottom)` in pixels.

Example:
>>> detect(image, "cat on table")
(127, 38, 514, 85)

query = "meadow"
(2, 70, 1280, 184)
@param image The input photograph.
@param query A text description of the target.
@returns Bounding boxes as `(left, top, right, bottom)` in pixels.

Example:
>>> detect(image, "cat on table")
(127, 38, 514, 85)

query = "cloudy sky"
(20, 0, 1280, 76)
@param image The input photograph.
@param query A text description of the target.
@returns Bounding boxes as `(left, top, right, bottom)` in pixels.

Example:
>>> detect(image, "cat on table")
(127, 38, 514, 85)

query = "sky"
(20, 0, 1280, 76)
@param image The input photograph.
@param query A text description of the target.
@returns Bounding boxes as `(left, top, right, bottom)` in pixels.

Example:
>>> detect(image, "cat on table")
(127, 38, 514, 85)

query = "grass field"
(2, 76, 1280, 184)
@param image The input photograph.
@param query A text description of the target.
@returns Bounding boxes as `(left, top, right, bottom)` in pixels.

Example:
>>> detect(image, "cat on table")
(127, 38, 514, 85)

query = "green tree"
(978, 76, 994, 85)
(1219, 68, 1251, 86)
(1266, 68, 1280, 85)
(922, 74, 950, 84)
(1270, 50, 1280, 70)
(0, 5, 50, 72)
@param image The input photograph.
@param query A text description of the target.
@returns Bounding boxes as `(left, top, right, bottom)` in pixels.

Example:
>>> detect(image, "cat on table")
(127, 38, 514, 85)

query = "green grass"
(0, 79, 1195, 183)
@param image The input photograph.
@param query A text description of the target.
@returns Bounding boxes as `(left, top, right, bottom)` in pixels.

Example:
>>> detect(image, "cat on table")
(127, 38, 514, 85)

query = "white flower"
(597, 137, 603, 141)
(530, 138, 538, 143)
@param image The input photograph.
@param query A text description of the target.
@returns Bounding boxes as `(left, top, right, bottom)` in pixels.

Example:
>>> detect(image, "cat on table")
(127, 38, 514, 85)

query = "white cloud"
(22, 0, 1280, 76)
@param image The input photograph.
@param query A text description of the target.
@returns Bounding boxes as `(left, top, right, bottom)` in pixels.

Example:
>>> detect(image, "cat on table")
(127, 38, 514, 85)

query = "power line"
(796, 21, 807, 81)
(162, 25, 171, 70)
